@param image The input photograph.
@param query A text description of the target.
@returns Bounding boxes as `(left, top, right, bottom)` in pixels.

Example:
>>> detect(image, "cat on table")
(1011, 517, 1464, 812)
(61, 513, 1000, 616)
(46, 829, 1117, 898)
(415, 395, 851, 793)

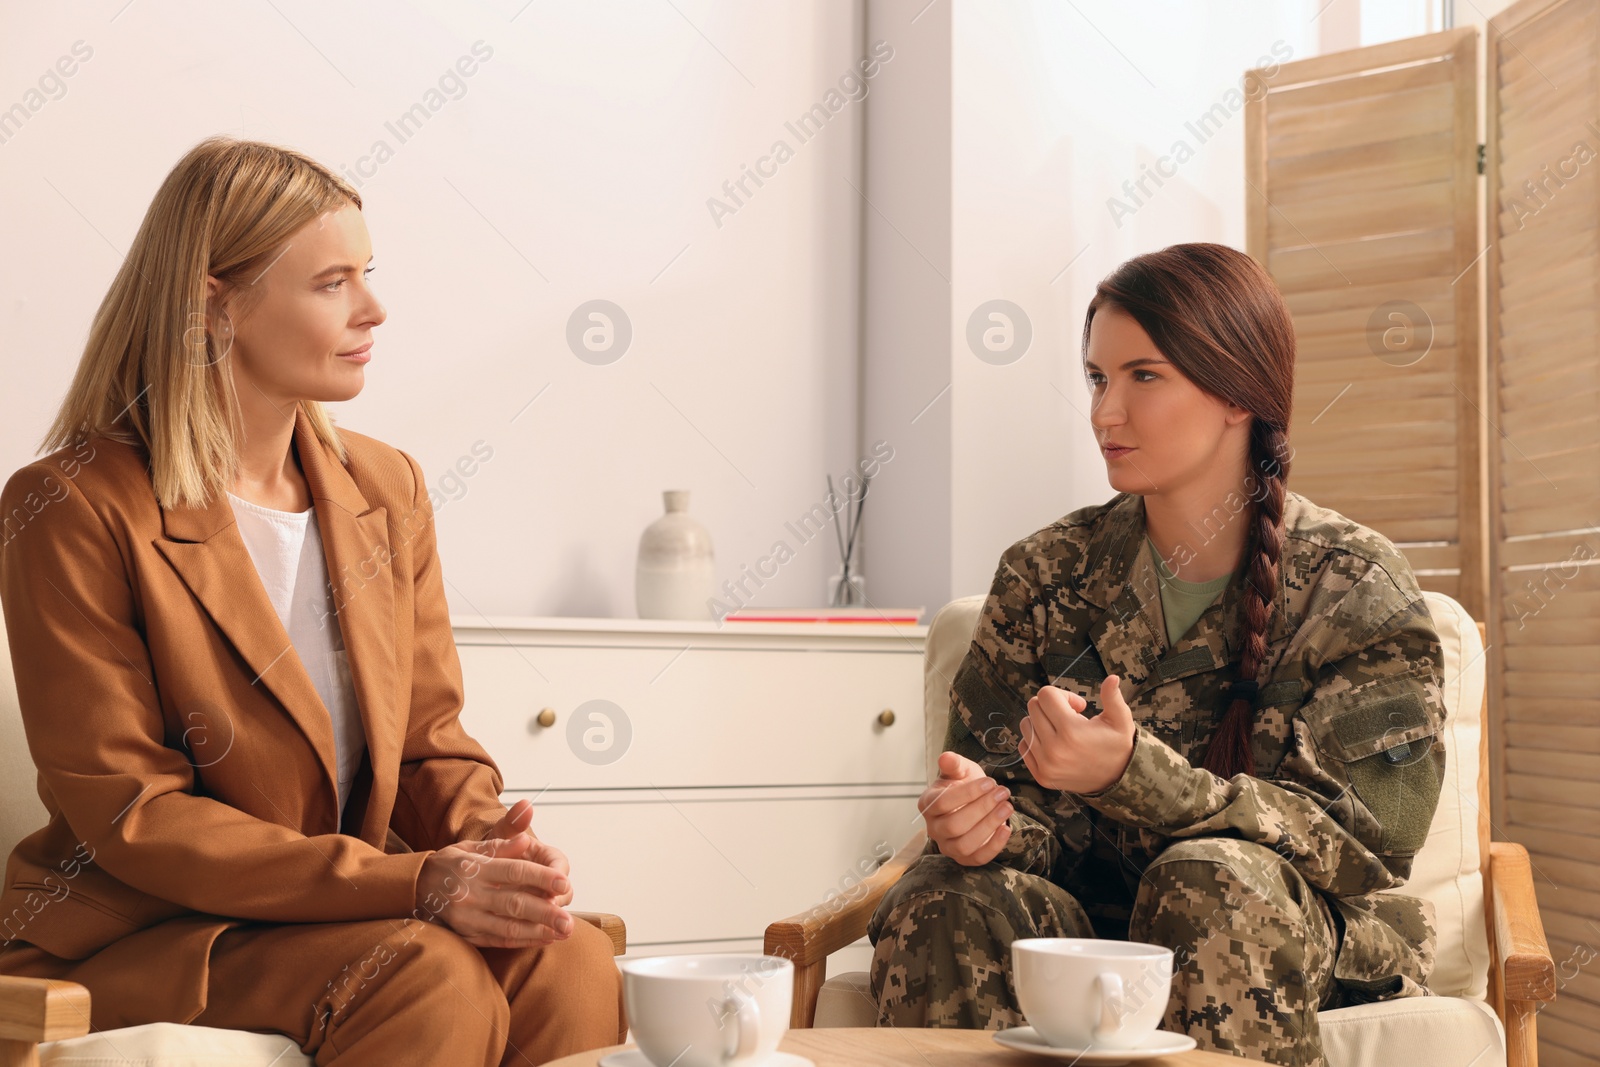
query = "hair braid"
(1201, 421, 1290, 778)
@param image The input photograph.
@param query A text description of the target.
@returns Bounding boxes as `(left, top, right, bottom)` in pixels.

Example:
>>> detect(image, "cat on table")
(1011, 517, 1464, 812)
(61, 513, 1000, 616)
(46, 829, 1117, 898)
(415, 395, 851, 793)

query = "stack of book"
(720, 607, 925, 625)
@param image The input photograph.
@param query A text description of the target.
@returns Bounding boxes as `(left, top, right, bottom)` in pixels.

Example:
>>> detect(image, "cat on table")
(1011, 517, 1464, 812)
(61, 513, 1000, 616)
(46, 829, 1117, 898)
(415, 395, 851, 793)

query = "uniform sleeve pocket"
(1305, 676, 1444, 855)
(951, 654, 1023, 754)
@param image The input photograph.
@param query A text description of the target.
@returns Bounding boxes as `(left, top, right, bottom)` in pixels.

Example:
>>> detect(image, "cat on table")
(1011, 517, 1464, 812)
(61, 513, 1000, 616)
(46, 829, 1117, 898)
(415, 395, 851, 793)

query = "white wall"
(858, 0, 952, 623)
(938, 0, 1480, 607)
(1, 0, 1460, 620)
(862, 0, 1329, 610)
(0, 0, 869, 619)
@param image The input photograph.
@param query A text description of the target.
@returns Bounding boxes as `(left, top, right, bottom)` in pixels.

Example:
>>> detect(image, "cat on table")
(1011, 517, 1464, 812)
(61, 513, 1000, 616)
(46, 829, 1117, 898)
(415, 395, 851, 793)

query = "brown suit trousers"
(0, 913, 624, 1065)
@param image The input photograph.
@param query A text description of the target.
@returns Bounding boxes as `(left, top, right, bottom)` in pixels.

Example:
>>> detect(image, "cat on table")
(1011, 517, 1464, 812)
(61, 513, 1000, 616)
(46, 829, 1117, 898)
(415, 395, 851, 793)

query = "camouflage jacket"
(946, 489, 1448, 1001)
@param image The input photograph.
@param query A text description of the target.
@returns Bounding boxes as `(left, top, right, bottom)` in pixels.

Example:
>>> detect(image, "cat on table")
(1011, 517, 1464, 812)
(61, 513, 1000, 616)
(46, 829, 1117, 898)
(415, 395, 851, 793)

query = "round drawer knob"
(878, 708, 896, 727)
(534, 708, 557, 729)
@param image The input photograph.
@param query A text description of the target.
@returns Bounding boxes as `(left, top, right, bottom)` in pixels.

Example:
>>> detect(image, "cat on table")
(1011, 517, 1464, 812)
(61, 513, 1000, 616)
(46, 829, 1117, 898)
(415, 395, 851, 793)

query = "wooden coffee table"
(546, 1026, 1248, 1065)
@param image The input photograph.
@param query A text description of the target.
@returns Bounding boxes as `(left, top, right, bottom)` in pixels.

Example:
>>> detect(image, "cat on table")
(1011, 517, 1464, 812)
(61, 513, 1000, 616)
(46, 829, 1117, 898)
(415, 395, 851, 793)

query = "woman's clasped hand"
(415, 797, 578, 949)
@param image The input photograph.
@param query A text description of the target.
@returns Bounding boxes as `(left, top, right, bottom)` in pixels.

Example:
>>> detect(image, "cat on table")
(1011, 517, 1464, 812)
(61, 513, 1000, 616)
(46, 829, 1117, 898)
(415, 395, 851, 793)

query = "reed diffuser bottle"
(827, 471, 869, 607)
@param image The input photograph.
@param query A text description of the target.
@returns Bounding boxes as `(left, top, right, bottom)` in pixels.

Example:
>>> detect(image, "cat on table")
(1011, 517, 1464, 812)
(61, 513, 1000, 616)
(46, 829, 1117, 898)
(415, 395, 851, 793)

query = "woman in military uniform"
(866, 243, 1447, 1067)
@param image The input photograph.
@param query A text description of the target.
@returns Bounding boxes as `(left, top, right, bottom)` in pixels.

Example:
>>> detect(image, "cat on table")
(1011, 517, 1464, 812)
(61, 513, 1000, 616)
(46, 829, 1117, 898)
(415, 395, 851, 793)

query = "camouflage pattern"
(868, 853, 1100, 1030)
(868, 490, 1447, 1066)
(868, 838, 1351, 1065)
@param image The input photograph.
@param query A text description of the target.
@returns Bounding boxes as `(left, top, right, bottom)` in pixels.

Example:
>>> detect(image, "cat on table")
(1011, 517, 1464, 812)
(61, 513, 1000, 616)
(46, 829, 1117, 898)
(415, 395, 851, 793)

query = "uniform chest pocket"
(1303, 675, 1445, 856)
(1041, 645, 1109, 712)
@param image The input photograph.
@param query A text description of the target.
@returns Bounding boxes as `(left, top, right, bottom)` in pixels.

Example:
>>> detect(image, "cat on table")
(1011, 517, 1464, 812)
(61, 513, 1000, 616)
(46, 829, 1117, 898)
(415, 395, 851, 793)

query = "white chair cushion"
(920, 595, 985, 783)
(37, 1022, 311, 1066)
(1395, 591, 1489, 1001)
(814, 969, 880, 1029)
(0, 592, 48, 868)
(1319, 996, 1505, 1067)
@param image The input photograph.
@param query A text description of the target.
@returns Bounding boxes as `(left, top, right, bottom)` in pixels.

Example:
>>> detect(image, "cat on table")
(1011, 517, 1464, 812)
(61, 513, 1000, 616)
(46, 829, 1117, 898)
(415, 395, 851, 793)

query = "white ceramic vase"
(635, 490, 716, 620)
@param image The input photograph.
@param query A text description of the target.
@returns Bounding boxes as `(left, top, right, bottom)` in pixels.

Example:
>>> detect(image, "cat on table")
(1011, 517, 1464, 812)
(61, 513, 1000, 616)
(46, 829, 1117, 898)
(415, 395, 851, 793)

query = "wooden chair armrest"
(571, 911, 626, 956)
(765, 830, 926, 1028)
(0, 975, 90, 1043)
(764, 830, 926, 969)
(1490, 841, 1555, 1002)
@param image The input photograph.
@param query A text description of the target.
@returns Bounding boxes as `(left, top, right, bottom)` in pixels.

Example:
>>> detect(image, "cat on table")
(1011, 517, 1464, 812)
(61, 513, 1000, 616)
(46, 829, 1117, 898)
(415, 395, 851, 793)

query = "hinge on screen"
(1477, 143, 1486, 175)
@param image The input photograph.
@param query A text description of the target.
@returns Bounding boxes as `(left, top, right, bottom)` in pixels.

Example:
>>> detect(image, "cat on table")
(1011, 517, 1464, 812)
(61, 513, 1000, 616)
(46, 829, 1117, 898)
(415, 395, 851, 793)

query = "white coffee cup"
(1012, 938, 1174, 1050)
(620, 954, 793, 1067)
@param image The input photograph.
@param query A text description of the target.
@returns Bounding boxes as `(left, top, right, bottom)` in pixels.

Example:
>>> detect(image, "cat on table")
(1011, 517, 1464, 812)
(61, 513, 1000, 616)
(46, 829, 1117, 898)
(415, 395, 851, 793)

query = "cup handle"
(722, 994, 760, 1061)
(1094, 971, 1125, 1041)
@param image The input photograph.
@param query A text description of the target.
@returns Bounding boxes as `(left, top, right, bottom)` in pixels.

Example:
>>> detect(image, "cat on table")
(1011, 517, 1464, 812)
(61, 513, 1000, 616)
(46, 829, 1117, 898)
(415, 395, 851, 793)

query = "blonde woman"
(0, 137, 622, 1064)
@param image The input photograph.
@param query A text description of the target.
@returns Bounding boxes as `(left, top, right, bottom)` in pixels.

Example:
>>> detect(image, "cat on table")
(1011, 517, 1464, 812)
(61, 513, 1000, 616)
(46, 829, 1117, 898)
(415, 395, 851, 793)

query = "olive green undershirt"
(1148, 535, 1235, 647)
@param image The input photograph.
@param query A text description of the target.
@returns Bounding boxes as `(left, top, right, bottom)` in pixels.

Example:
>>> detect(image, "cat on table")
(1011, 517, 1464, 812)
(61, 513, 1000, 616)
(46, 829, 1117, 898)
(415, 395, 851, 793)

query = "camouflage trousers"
(866, 838, 1340, 1067)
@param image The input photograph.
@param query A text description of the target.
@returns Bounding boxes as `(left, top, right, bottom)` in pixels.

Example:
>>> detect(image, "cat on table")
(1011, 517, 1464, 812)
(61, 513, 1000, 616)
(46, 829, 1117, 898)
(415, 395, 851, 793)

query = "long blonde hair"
(41, 136, 360, 510)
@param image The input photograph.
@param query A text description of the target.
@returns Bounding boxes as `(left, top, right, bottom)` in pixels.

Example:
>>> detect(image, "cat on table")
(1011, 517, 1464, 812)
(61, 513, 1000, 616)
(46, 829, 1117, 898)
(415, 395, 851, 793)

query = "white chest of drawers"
(449, 614, 928, 965)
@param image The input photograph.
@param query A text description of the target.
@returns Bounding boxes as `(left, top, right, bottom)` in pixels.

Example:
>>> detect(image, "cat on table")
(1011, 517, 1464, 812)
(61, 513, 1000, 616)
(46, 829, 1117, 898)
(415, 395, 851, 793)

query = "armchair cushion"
(1319, 996, 1505, 1067)
(37, 1021, 311, 1065)
(1391, 590, 1488, 1000)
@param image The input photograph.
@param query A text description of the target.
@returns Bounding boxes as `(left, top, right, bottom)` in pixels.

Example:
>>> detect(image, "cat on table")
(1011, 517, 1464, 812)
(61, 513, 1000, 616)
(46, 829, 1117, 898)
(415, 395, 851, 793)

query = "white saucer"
(992, 1025, 1197, 1063)
(599, 1049, 813, 1067)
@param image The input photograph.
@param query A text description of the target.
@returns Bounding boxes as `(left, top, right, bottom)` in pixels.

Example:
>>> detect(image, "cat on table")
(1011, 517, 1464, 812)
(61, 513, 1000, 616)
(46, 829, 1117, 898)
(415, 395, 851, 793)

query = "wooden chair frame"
(766, 622, 1558, 1066)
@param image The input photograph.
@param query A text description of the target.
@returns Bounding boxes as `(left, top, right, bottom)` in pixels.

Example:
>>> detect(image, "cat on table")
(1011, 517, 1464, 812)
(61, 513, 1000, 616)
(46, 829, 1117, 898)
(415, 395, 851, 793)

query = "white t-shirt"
(227, 491, 367, 826)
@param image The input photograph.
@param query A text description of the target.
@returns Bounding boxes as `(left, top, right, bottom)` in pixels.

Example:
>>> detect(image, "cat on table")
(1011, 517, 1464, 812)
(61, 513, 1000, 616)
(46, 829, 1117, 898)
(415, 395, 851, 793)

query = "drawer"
(520, 787, 922, 949)
(457, 644, 925, 790)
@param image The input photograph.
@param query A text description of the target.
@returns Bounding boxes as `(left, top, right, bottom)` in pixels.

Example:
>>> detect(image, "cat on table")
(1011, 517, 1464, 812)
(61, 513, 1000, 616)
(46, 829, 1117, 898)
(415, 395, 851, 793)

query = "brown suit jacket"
(0, 403, 510, 1025)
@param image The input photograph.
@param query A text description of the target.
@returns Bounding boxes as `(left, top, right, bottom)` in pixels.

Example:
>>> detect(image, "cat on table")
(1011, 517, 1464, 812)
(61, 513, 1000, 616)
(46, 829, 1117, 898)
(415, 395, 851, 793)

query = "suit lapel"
(295, 407, 399, 847)
(154, 405, 398, 845)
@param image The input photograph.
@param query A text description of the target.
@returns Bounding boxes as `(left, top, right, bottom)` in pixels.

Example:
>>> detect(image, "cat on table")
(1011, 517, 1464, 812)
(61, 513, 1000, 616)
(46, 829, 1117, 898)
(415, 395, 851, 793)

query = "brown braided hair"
(1080, 243, 1295, 779)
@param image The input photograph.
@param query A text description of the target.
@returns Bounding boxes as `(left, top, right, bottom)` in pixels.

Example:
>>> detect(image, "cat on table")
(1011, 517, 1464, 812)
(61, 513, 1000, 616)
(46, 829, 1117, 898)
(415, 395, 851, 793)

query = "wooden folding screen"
(1249, 6, 1599, 1061)
(1485, 0, 1600, 1061)
(1244, 27, 1486, 617)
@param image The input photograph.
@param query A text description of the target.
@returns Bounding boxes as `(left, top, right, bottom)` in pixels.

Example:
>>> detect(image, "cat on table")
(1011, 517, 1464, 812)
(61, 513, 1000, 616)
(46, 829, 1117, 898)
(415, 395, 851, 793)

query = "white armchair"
(766, 590, 1558, 1067)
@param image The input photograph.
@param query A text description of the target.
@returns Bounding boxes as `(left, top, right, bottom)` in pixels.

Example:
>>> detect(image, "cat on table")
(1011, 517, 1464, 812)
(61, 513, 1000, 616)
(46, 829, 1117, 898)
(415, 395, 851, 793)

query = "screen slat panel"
(1488, 17, 1600, 1062)
(1245, 27, 1483, 615)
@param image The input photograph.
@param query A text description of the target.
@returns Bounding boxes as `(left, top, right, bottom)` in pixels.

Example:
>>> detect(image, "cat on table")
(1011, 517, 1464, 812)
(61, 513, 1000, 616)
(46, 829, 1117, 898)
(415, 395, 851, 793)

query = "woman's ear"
(202, 279, 224, 327)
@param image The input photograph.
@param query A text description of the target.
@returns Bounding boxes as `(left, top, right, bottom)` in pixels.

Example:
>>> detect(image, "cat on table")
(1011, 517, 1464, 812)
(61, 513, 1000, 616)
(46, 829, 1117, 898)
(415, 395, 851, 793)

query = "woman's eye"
(1084, 370, 1156, 385)
(324, 268, 375, 292)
